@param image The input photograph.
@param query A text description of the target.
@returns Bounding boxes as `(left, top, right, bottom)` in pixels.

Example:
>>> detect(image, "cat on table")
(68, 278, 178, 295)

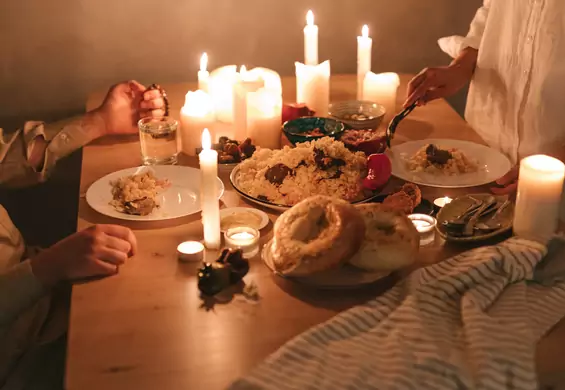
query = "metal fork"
(385, 101, 418, 148)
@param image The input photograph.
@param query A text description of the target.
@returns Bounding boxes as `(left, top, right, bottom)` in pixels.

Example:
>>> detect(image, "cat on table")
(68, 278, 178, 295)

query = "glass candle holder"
(224, 227, 260, 257)
(408, 214, 437, 246)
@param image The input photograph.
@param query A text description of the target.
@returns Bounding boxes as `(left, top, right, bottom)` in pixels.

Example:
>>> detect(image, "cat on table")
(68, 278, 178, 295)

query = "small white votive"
(434, 196, 452, 209)
(224, 227, 260, 258)
(408, 214, 437, 246)
(177, 241, 205, 263)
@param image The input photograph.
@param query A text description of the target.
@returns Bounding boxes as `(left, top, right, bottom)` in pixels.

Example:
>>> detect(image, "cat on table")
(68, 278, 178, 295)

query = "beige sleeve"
(0, 260, 46, 327)
(0, 116, 99, 188)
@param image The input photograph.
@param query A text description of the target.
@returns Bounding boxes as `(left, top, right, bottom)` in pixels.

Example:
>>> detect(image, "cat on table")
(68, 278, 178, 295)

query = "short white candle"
(296, 60, 331, 117)
(198, 53, 210, 93)
(247, 88, 282, 149)
(209, 65, 239, 123)
(357, 25, 372, 100)
(199, 129, 221, 249)
(434, 196, 453, 209)
(514, 155, 565, 242)
(304, 10, 318, 66)
(224, 227, 260, 257)
(180, 90, 215, 156)
(363, 72, 400, 123)
(177, 241, 205, 262)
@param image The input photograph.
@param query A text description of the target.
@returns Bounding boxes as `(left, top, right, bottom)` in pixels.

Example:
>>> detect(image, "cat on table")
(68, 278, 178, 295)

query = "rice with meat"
(235, 137, 368, 206)
(404, 145, 479, 175)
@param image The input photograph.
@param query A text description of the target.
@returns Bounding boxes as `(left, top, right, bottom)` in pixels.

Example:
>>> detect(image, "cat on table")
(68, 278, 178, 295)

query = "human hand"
(403, 47, 478, 108)
(92, 80, 167, 136)
(491, 166, 519, 197)
(30, 225, 137, 287)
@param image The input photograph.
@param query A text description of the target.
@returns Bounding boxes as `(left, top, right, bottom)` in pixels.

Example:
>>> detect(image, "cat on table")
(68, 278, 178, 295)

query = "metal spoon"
(385, 101, 418, 147)
(463, 196, 497, 236)
(475, 199, 512, 231)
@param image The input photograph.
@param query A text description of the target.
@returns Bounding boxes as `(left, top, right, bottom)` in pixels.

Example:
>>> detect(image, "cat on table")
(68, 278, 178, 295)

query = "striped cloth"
(230, 237, 565, 390)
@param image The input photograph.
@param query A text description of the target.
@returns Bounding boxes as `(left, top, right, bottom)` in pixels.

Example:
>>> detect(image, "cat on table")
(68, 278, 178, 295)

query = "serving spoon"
(385, 101, 418, 148)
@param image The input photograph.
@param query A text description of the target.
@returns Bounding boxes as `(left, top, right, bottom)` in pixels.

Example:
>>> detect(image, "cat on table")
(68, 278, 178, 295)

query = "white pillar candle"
(247, 88, 282, 149)
(199, 129, 221, 249)
(363, 72, 400, 123)
(304, 10, 318, 66)
(208, 65, 238, 123)
(198, 53, 210, 93)
(179, 90, 215, 156)
(514, 155, 565, 242)
(296, 60, 330, 117)
(357, 25, 372, 100)
(233, 65, 266, 141)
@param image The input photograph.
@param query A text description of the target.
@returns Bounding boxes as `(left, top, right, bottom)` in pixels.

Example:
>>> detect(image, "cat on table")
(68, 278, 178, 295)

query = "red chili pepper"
(363, 153, 392, 191)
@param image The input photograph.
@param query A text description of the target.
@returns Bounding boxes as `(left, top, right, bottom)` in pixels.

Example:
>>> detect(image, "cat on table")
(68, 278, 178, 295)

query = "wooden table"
(66, 75, 565, 389)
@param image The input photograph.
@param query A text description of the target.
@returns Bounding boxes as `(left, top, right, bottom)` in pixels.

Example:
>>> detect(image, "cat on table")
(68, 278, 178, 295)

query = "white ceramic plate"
(86, 165, 224, 221)
(229, 165, 379, 212)
(387, 139, 512, 188)
(219, 207, 270, 232)
(262, 239, 390, 289)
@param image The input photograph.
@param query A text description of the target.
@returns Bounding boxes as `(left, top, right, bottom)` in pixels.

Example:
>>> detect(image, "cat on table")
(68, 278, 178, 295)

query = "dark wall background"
(0, 1, 481, 245)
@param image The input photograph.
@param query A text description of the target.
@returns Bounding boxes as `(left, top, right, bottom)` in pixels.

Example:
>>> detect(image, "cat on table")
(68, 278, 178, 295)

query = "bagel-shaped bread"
(349, 203, 419, 272)
(271, 196, 365, 276)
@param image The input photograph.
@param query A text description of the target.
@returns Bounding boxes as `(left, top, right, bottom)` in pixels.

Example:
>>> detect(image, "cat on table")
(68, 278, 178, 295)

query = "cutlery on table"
(462, 196, 497, 236)
(474, 198, 512, 232)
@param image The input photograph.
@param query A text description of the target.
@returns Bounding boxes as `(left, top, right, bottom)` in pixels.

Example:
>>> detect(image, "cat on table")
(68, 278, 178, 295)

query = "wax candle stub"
(177, 241, 205, 262)
(514, 154, 565, 242)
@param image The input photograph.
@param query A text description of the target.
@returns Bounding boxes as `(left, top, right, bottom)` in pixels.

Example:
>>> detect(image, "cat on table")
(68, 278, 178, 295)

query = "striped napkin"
(230, 237, 565, 390)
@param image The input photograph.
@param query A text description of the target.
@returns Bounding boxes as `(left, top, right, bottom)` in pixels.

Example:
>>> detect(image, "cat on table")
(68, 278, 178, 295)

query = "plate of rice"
(86, 165, 224, 221)
(387, 139, 511, 188)
(230, 137, 379, 211)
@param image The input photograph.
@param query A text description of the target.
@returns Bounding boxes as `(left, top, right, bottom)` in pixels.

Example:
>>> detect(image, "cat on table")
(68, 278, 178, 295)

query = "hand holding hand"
(30, 225, 137, 286)
(91, 81, 167, 136)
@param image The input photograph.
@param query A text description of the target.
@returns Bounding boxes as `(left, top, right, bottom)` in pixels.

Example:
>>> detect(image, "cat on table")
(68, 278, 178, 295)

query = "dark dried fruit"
(314, 148, 346, 170)
(239, 138, 257, 158)
(265, 164, 294, 185)
(426, 144, 452, 165)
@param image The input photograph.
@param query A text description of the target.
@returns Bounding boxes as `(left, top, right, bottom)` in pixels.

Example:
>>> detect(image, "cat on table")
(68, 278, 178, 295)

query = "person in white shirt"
(404, 0, 564, 195)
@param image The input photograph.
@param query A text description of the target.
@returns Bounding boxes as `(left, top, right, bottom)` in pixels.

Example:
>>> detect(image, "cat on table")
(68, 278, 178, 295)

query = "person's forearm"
(450, 47, 479, 75)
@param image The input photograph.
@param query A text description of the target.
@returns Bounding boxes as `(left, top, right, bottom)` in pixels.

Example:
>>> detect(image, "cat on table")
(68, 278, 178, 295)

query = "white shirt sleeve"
(438, 0, 491, 58)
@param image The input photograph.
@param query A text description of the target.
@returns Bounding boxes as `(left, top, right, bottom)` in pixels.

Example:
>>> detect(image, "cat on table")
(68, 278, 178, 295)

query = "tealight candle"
(198, 53, 210, 93)
(408, 214, 437, 246)
(224, 227, 260, 257)
(514, 155, 565, 242)
(434, 196, 453, 209)
(177, 241, 205, 262)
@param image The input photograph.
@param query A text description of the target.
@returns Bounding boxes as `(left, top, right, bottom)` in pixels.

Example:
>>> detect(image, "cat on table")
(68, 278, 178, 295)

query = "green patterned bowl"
(282, 117, 346, 146)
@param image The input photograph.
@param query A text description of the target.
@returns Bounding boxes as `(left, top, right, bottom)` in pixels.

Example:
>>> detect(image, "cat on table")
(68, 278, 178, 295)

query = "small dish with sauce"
(329, 100, 385, 130)
(219, 207, 270, 232)
(282, 117, 346, 146)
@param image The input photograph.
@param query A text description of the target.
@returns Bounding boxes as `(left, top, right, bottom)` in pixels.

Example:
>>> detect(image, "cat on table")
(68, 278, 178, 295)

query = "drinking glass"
(138, 116, 179, 165)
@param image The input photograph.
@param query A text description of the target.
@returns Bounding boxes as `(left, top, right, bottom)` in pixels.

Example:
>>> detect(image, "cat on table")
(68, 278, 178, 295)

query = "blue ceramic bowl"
(282, 117, 346, 145)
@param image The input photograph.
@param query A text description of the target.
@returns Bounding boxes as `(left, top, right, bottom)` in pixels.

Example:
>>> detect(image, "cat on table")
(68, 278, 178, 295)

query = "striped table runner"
(230, 237, 565, 390)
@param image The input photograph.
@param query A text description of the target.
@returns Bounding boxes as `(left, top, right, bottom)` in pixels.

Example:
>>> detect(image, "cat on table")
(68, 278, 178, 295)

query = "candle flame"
(306, 10, 314, 26)
(362, 25, 369, 38)
(200, 52, 208, 72)
(202, 128, 212, 150)
(239, 65, 247, 75)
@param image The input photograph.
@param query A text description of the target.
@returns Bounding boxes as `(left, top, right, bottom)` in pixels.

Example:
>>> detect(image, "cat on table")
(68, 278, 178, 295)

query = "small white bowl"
(329, 100, 386, 130)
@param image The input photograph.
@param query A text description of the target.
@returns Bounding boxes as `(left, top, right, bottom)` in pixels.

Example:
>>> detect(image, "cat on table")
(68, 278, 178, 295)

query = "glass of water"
(138, 116, 179, 165)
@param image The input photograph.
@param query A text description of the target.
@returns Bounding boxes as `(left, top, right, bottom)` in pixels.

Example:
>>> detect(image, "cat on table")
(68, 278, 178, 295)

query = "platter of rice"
(387, 139, 512, 188)
(230, 137, 379, 211)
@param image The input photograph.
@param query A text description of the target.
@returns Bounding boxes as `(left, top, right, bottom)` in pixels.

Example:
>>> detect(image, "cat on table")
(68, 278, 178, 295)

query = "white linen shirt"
(439, 0, 565, 165)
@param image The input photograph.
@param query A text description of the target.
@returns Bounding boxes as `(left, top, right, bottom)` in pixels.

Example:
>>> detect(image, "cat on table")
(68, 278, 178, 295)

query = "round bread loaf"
(271, 196, 365, 276)
(349, 203, 419, 272)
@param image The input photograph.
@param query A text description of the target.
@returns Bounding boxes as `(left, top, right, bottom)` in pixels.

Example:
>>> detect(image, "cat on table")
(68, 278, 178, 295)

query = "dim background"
(0, 0, 481, 245)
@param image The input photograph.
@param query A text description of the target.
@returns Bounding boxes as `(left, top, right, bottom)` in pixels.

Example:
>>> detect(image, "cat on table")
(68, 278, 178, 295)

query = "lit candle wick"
(231, 232, 256, 241)
(362, 25, 369, 38)
(201, 128, 212, 150)
(200, 53, 208, 72)
(306, 10, 314, 26)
